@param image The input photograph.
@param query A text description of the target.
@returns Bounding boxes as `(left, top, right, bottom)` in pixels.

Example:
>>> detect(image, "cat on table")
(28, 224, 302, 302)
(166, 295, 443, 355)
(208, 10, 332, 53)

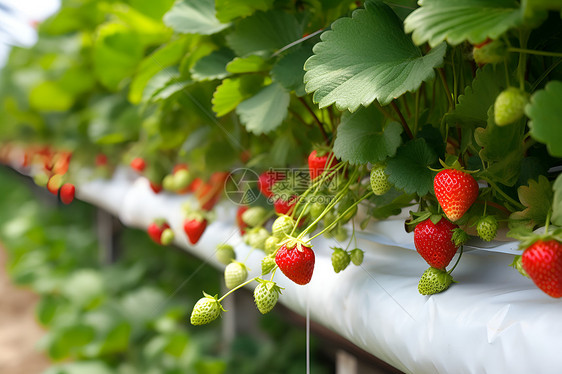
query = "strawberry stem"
(218, 276, 259, 302)
(390, 101, 413, 139)
(481, 177, 525, 210)
(447, 245, 464, 275)
(508, 47, 562, 59)
(545, 208, 552, 234)
(298, 97, 330, 145)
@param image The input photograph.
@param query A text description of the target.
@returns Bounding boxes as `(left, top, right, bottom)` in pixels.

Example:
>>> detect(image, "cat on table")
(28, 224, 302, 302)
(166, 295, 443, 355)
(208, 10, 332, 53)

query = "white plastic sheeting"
(75, 169, 562, 374)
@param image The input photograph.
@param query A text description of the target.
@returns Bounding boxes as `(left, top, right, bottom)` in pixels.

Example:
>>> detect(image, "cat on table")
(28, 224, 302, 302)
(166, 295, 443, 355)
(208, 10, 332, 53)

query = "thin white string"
(306, 294, 310, 374)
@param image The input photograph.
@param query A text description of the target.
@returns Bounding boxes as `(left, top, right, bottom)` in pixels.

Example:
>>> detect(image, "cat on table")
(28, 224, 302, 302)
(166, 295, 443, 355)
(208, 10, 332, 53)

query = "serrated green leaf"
(386, 138, 438, 196)
(215, 0, 275, 22)
(404, 0, 524, 47)
(446, 64, 507, 128)
(510, 175, 553, 228)
(475, 106, 524, 186)
(271, 44, 313, 96)
(129, 37, 189, 104)
(93, 23, 145, 91)
(333, 105, 402, 165)
(225, 11, 303, 57)
(190, 48, 235, 81)
(163, 0, 230, 35)
(236, 82, 290, 134)
(525, 80, 562, 157)
(212, 75, 264, 116)
(553, 174, 562, 226)
(226, 55, 270, 73)
(304, 0, 446, 111)
(369, 190, 416, 220)
(151, 78, 193, 102)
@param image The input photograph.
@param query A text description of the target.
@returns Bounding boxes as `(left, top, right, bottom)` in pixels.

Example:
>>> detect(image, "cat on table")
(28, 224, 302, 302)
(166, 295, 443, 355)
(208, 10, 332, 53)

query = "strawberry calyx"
(202, 291, 227, 312)
(277, 236, 310, 253)
(510, 255, 529, 277)
(407, 210, 443, 227)
(429, 158, 479, 175)
(509, 226, 562, 251)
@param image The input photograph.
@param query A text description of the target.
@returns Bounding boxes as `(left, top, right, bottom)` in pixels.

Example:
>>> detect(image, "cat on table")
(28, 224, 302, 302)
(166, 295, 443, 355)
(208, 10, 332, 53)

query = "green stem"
(531, 58, 562, 91)
(438, 68, 454, 110)
(309, 191, 373, 241)
(482, 177, 525, 210)
(390, 101, 413, 139)
(509, 47, 562, 59)
(218, 276, 259, 302)
(414, 87, 421, 137)
(516, 30, 530, 91)
(298, 97, 330, 145)
(447, 246, 463, 275)
(545, 208, 552, 234)
(269, 267, 278, 282)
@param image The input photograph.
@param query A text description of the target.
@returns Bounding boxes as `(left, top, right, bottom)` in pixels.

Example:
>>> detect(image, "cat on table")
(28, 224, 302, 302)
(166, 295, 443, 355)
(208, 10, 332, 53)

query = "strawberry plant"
(0, 0, 562, 327)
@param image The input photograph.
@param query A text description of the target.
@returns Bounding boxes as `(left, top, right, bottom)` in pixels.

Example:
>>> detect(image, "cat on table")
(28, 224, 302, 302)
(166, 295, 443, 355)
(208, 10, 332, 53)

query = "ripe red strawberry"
(95, 154, 108, 167)
(522, 239, 562, 298)
(60, 183, 75, 205)
(258, 170, 285, 198)
(274, 195, 297, 215)
(130, 157, 146, 172)
(434, 169, 479, 221)
(275, 240, 315, 285)
(149, 180, 162, 194)
(147, 221, 170, 245)
(236, 206, 249, 235)
(183, 218, 208, 245)
(414, 218, 459, 269)
(308, 150, 338, 180)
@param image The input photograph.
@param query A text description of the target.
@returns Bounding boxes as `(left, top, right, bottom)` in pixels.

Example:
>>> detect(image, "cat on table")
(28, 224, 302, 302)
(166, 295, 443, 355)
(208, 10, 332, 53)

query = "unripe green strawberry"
(162, 174, 177, 191)
(334, 225, 348, 242)
(33, 172, 49, 187)
(477, 216, 498, 242)
(338, 193, 357, 223)
(494, 87, 529, 126)
(224, 261, 248, 289)
(472, 39, 507, 65)
(323, 210, 337, 228)
(253, 280, 283, 314)
(261, 255, 276, 275)
(174, 169, 191, 190)
(370, 163, 391, 195)
(331, 247, 351, 273)
(310, 201, 327, 221)
(160, 228, 175, 245)
(216, 244, 236, 265)
(190, 292, 224, 325)
(241, 207, 268, 228)
(244, 227, 269, 250)
(264, 236, 280, 255)
(272, 215, 295, 239)
(350, 248, 364, 266)
(452, 228, 469, 247)
(418, 267, 455, 295)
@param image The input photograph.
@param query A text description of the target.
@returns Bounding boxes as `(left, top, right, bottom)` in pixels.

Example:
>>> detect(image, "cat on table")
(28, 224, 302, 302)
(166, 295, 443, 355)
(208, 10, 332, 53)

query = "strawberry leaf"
(333, 105, 402, 165)
(163, 0, 230, 35)
(215, 0, 275, 23)
(475, 106, 524, 186)
(129, 37, 189, 104)
(226, 11, 303, 57)
(236, 83, 290, 134)
(510, 175, 553, 229)
(404, 0, 524, 47)
(446, 64, 507, 128)
(271, 44, 314, 97)
(369, 191, 416, 220)
(552, 174, 562, 227)
(190, 48, 235, 81)
(525, 80, 562, 157)
(226, 55, 270, 74)
(303, 0, 446, 111)
(212, 75, 265, 116)
(386, 138, 438, 196)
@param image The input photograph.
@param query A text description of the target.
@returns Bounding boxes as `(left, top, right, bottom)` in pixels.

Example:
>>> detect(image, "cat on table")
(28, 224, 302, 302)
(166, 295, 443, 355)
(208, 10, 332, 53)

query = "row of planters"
(1, 0, 562, 326)
(0, 168, 331, 374)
